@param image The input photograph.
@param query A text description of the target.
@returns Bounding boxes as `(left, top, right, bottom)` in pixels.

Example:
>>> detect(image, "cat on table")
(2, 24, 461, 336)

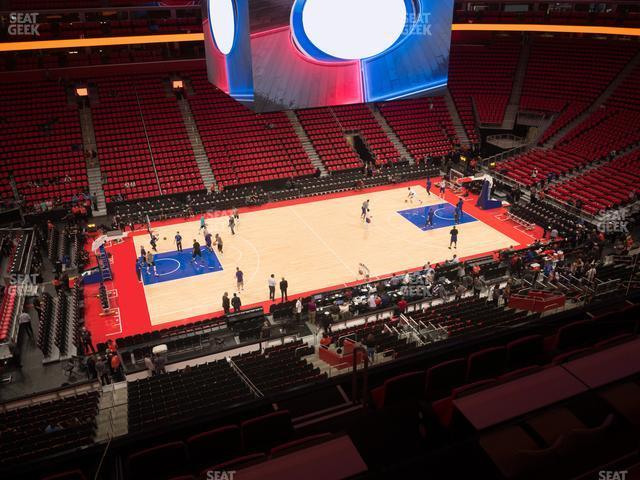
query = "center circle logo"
(291, 0, 416, 61)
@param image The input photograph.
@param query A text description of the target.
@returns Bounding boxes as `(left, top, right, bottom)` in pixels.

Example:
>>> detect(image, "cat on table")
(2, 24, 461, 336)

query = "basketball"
(163, 237, 167, 241)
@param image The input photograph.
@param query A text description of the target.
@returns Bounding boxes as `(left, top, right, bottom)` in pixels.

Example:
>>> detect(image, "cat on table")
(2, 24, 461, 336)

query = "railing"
(351, 346, 369, 406)
(486, 133, 526, 144)
(481, 144, 531, 168)
(227, 357, 264, 399)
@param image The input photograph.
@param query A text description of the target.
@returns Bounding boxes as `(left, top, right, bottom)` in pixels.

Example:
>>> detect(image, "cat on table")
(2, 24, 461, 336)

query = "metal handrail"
(351, 346, 369, 406)
(227, 358, 263, 398)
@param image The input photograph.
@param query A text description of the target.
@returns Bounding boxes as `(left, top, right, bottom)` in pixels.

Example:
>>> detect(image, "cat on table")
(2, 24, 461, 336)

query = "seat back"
(186, 425, 241, 469)
(467, 346, 507, 382)
(127, 441, 188, 480)
(555, 320, 594, 352)
(241, 410, 293, 453)
(507, 335, 545, 369)
(380, 371, 426, 408)
(425, 358, 467, 400)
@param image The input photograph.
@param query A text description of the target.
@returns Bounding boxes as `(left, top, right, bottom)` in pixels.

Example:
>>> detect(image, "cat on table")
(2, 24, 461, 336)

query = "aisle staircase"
(78, 106, 107, 216)
(286, 110, 328, 176)
(501, 36, 531, 130)
(177, 97, 218, 192)
(368, 104, 415, 164)
(444, 90, 471, 147)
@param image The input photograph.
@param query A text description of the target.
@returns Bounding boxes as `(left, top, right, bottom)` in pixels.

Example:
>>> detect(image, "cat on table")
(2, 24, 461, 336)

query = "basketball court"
(84, 180, 539, 342)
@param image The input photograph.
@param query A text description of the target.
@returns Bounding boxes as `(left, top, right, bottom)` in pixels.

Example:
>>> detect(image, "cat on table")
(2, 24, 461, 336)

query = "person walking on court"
(268, 274, 276, 301)
(146, 250, 158, 276)
(222, 292, 231, 315)
(406, 187, 416, 204)
(236, 267, 244, 291)
(174, 231, 183, 252)
(199, 214, 206, 232)
(457, 198, 464, 219)
(204, 231, 213, 252)
(426, 176, 432, 196)
(439, 179, 446, 197)
(191, 239, 202, 262)
(425, 207, 434, 228)
(361, 199, 370, 221)
(215, 233, 223, 255)
(449, 226, 459, 249)
(280, 277, 289, 302)
(149, 234, 158, 252)
(231, 293, 241, 313)
(229, 215, 236, 235)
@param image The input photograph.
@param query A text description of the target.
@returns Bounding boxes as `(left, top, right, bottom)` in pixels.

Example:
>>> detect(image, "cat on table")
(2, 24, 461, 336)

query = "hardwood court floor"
(132, 185, 517, 326)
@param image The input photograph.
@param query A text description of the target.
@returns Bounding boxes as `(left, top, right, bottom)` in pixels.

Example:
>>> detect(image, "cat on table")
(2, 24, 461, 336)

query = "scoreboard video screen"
(204, 0, 455, 112)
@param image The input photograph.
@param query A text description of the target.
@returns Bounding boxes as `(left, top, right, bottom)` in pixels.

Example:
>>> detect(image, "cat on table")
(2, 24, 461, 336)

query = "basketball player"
(361, 199, 370, 221)
(425, 207, 434, 228)
(426, 176, 432, 196)
(199, 214, 206, 231)
(204, 231, 213, 252)
(146, 250, 158, 276)
(229, 215, 236, 235)
(149, 234, 158, 252)
(215, 233, 224, 255)
(407, 187, 416, 204)
(439, 179, 446, 197)
(174, 232, 183, 252)
(457, 198, 464, 219)
(191, 239, 202, 262)
(449, 226, 459, 249)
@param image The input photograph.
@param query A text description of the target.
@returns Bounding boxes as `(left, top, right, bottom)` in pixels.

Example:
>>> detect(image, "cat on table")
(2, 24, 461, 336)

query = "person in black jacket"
(222, 292, 231, 315)
(231, 293, 241, 313)
(279, 277, 288, 303)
